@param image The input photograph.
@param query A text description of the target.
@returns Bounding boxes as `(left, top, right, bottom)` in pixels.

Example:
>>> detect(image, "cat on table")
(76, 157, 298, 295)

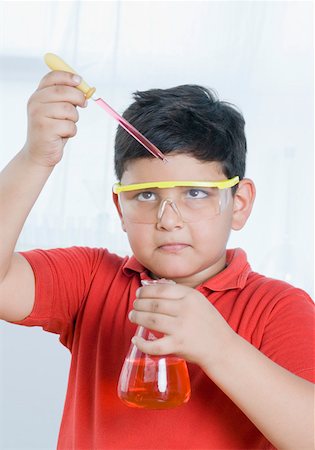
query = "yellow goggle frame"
(113, 176, 239, 194)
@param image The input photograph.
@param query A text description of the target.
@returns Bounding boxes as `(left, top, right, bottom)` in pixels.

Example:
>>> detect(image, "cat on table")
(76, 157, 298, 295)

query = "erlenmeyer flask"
(117, 279, 191, 409)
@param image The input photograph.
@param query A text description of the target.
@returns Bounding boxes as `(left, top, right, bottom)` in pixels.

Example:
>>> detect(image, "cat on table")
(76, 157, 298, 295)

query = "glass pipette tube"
(93, 96, 167, 162)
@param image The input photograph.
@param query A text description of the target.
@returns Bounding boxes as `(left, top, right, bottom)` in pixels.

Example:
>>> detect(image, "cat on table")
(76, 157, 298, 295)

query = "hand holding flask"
(117, 279, 191, 409)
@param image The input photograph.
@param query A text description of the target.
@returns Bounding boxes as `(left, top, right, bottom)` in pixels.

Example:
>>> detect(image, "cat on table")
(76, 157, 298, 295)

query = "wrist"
(199, 325, 239, 377)
(21, 144, 60, 169)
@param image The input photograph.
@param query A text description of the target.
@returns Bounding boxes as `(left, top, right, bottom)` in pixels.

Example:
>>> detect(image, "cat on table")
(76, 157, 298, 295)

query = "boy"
(0, 70, 314, 450)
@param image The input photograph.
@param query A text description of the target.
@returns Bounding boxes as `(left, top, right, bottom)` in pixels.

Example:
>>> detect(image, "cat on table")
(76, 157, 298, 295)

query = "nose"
(156, 199, 184, 230)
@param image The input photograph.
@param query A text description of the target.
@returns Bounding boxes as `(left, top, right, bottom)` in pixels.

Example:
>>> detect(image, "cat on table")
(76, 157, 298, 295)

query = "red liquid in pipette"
(95, 98, 167, 162)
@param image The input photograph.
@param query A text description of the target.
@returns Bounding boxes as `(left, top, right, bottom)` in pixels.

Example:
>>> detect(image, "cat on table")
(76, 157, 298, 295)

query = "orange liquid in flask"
(118, 354, 191, 409)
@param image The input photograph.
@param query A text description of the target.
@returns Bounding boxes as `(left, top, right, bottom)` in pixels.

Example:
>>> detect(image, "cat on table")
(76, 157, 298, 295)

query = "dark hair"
(114, 85, 246, 182)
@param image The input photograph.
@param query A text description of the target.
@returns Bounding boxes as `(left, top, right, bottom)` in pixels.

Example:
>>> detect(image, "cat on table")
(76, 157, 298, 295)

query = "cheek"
(191, 215, 232, 248)
(123, 223, 153, 255)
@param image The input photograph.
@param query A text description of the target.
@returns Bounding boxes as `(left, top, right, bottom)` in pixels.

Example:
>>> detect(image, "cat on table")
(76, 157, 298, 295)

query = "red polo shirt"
(14, 247, 314, 449)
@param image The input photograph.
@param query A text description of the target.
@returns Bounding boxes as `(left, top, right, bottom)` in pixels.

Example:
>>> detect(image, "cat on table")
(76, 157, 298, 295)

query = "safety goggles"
(113, 176, 239, 224)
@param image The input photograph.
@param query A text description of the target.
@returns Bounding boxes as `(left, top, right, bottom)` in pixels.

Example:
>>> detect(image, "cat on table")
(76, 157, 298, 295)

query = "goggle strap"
(113, 176, 240, 193)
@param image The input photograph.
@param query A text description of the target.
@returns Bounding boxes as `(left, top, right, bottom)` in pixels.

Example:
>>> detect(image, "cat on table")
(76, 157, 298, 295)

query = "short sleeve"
(259, 289, 315, 382)
(12, 246, 118, 349)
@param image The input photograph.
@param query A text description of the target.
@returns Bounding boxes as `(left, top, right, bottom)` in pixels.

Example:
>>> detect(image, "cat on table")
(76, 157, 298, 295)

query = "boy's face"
(114, 153, 253, 287)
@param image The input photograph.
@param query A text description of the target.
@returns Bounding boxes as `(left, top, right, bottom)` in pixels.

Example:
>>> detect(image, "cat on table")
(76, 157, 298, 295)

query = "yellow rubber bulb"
(44, 53, 96, 99)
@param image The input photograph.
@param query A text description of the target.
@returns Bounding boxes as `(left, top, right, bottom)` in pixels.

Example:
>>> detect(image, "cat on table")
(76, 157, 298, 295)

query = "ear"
(231, 178, 256, 230)
(112, 192, 127, 232)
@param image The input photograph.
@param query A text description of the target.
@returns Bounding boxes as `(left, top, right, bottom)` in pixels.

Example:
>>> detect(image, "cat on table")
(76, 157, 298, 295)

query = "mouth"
(157, 243, 190, 253)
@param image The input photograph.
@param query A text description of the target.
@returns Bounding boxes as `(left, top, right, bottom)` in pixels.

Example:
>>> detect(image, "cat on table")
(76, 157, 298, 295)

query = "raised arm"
(0, 71, 86, 321)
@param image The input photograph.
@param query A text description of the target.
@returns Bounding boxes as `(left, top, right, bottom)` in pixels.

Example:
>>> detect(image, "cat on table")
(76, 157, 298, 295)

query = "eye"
(136, 191, 157, 202)
(186, 189, 208, 199)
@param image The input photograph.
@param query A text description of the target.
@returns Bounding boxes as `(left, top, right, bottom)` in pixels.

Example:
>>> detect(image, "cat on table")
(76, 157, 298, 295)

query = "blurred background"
(0, 1, 313, 448)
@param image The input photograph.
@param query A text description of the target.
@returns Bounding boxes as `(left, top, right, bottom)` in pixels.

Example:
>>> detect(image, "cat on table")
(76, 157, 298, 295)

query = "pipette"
(44, 53, 167, 162)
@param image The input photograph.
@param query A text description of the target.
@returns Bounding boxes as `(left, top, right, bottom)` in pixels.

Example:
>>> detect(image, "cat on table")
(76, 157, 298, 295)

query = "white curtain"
(0, 1, 313, 448)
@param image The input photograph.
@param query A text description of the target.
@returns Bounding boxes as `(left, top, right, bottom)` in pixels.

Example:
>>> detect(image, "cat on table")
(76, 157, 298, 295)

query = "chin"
(149, 264, 194, 281)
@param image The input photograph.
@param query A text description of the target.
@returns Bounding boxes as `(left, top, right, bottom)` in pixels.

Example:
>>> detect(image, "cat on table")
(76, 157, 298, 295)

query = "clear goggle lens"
(118, 186, 232, 224)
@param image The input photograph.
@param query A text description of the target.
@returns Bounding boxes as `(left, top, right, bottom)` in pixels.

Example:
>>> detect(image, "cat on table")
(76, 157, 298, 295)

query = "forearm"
(202, 332, 314, 450)
(130, 282, 314, 448)
(0, 147, 53, 280)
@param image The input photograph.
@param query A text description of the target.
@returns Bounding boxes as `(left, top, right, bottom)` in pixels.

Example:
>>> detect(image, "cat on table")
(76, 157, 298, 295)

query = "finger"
(38, 70, 82, 90)
(29, 101, 80, 123)
(131, 335, 175, 356)
(35, 118, 77, 139)
(32, 84, 86, 108)
(137, 283, 187, 300)
(40, 102, 80, 122)
(54, 119, 77, 139)
(133, 298, 180, 317)
(129, 310, 177, 335)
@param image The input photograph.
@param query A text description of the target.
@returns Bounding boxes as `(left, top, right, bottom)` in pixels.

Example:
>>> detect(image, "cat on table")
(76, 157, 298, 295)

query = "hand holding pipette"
(23, 70, 87, 167)
(44, 53, 167, 162)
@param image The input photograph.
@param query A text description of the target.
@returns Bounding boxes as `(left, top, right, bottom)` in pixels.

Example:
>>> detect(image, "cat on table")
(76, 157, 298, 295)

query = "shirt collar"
(122, 248, 251, 292)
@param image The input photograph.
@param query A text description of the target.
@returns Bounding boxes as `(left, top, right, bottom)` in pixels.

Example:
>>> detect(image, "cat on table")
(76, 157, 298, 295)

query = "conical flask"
(117, 279, 191, 409)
